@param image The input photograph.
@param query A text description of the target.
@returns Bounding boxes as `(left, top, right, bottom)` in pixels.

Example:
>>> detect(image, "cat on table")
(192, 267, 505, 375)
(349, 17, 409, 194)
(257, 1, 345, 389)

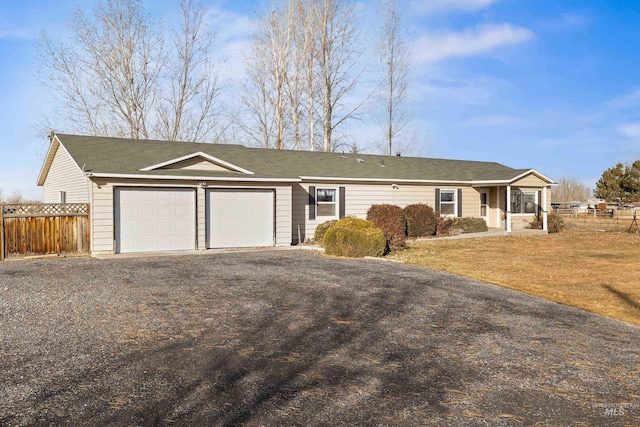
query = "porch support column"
(506, 185, 512, 232)
(542, 186, 548, 231)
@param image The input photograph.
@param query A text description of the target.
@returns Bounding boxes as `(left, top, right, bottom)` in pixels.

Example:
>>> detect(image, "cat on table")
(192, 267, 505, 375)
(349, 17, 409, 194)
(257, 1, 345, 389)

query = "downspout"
(506, 185, 512, 232)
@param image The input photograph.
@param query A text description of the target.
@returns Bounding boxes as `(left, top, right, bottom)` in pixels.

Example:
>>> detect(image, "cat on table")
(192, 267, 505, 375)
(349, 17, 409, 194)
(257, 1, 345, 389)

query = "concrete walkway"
(417, 228, 547, 241)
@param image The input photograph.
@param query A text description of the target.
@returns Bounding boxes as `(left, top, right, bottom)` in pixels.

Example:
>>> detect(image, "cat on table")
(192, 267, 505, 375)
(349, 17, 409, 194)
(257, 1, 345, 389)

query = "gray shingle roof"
(56, 134, 540, 183)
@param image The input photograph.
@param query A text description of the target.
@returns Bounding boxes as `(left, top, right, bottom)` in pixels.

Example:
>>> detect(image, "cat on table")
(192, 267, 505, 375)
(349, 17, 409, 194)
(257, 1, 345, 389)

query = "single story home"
(37, 133, 556, 255)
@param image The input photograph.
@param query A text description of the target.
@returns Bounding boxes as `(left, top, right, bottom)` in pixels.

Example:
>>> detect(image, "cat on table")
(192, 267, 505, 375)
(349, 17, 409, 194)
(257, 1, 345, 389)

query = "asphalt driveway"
(1, 251, 638, 426)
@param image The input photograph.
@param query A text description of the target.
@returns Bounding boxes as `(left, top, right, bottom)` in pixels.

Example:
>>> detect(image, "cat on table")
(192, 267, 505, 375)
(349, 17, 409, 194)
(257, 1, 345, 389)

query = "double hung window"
(439, 189, 456, 216)
(316, 188, 337, 217)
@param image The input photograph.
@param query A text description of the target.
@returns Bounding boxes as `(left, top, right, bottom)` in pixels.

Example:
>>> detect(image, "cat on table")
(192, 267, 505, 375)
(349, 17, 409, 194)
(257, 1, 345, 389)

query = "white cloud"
(409, 0, 500, 16)
(618, 123, 640, 138)
(411, 23, 534, 64)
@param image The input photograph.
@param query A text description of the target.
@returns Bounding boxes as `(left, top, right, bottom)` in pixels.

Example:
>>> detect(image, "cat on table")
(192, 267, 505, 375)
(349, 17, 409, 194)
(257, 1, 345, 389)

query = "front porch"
(474, 181, 551, 232)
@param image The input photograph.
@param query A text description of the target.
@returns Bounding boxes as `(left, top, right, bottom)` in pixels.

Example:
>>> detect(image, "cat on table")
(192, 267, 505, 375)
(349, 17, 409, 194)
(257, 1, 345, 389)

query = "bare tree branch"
(37, 0, 227, 142)
(377, 0, 410, 156)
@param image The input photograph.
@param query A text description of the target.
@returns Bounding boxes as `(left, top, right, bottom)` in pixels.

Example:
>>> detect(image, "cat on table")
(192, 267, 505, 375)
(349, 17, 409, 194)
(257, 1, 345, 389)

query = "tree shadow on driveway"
(4, 252, 640, 426)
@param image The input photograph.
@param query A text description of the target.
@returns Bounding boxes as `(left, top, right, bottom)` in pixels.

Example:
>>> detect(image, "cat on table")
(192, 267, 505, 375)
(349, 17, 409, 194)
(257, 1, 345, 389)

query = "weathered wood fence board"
(1, 204, 90, 260)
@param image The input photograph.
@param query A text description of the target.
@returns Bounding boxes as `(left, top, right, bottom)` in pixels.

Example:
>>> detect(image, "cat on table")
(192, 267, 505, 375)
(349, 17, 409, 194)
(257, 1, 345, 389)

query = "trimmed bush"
(323, 218, 387, 258)
(454, 217, 488, 233)
(314, 219, 338, 245)
(404, 203, 437, 237)
(366, 204, 407, 251)
(435, 214, 456, 237)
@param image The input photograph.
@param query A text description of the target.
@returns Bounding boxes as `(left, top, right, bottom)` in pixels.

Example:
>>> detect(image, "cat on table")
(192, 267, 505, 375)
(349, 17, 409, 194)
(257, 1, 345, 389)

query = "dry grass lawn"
(393, 230, 640, 326)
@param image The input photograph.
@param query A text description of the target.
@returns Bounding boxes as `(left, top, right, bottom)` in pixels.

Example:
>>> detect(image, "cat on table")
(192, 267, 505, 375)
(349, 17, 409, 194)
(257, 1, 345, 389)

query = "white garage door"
(208, 189, 274, 248)
(115, 188, 196, 253)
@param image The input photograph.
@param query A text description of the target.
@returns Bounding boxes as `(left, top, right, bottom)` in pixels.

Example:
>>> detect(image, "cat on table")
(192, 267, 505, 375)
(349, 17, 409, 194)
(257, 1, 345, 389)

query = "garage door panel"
(116, 188, 196, 253)
(208, 190, 274, 248)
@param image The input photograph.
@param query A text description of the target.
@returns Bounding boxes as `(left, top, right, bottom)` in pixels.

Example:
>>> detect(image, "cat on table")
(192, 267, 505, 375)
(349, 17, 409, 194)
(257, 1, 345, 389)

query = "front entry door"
(480, 191, 489, 226)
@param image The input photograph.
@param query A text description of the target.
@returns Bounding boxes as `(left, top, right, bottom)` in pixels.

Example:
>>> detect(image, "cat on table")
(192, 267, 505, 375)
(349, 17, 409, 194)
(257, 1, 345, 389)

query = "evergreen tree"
(594, 161, 640, 202)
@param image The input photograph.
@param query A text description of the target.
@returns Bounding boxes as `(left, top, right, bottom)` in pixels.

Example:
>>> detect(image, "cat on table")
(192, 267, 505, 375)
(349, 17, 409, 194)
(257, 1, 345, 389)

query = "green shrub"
(454, 217, 488, 233)
(404, 204, 438, 237)
(323, 218, 387, 258)
(314, 219, 338, 245)
(366, 204, 407, 251)
(529, 211, 565, 233)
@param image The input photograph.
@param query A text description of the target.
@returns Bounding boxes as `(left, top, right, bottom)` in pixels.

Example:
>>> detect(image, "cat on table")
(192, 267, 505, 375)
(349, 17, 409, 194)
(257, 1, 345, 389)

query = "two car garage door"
(115, 188, 274, 253)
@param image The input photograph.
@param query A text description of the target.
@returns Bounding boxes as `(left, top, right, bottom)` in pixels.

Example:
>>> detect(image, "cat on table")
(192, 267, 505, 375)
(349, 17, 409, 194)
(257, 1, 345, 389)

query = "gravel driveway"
(1, 251, 638, 426)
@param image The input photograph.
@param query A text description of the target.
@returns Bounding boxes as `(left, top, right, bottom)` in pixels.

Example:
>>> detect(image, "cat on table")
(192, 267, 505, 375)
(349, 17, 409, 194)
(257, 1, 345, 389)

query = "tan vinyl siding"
(42, 144, 89, 203)
(511, 214, 533, 230)
(512, 173, 547, 187)
(197, 187, 206, 250)
(90, 181, 115, 254)
(274, 185, 292, 246)
(294, 182, 481, 242)
(89, 179, 293, 254)
(460, 187, 480, 218)
(159, 157, 236, 172)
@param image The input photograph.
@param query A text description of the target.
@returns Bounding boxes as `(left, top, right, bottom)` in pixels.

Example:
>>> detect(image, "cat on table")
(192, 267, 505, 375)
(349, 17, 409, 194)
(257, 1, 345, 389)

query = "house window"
(480, 192, 488, 217)
(316, 188, 337, 217)
(524, 192, 536, 213)
(440, 189, 456, 216)
(511, 190, 536, 214)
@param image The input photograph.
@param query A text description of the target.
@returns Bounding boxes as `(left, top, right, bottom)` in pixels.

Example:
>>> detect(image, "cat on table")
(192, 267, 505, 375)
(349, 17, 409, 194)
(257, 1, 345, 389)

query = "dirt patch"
(1, 251, 639, 426)
(395, 230, 640, 326)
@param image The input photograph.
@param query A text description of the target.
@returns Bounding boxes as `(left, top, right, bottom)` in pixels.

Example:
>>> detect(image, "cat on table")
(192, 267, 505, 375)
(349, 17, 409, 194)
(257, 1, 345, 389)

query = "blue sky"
(1, 0, 639, 200)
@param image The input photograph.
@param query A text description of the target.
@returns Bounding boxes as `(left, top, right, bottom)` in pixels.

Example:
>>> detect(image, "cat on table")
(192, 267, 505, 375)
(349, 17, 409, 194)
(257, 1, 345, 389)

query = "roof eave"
(87, 172, 301, 183)
(300, 176, 474, 185)
(36, 133, 61, 186)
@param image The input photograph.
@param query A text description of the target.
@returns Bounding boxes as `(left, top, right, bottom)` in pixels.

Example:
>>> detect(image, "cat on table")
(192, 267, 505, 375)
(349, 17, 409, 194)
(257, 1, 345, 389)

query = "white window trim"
(439, 188, 458, 217)
(316, 187, 339, 219)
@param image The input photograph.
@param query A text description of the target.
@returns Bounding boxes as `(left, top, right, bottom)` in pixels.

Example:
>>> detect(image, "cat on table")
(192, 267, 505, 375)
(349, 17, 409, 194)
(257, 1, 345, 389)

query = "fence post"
(0, 204, 4, 261)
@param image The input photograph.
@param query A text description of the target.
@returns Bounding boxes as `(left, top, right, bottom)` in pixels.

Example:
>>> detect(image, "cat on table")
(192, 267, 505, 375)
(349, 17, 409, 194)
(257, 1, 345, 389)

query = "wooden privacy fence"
(1, 203, 90, 260)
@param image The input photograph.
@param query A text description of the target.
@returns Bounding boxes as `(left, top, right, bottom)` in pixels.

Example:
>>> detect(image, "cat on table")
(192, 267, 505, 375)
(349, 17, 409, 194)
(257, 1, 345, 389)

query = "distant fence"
(560, 210, 639, 233)
(1, 204, 90, 260)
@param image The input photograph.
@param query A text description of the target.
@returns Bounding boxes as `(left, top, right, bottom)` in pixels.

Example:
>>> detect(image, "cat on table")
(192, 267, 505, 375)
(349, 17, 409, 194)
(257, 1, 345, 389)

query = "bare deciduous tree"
(316, 0, 367, 152)
(157, 0, 222, 142)
(552, 176, 591, 202)
(377, 0, 409, 156)
(240, 43, 275, 148)
(285, 0, 309, 150)
(38, 0, 225, 142)
(299, 0, 320, 151)
(242, 1, 292, 149)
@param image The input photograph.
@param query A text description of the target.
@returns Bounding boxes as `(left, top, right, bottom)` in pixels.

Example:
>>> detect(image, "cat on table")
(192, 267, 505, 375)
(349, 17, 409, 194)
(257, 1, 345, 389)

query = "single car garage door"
(115, 188, 196, 253)
(208, 189, 274, 248)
